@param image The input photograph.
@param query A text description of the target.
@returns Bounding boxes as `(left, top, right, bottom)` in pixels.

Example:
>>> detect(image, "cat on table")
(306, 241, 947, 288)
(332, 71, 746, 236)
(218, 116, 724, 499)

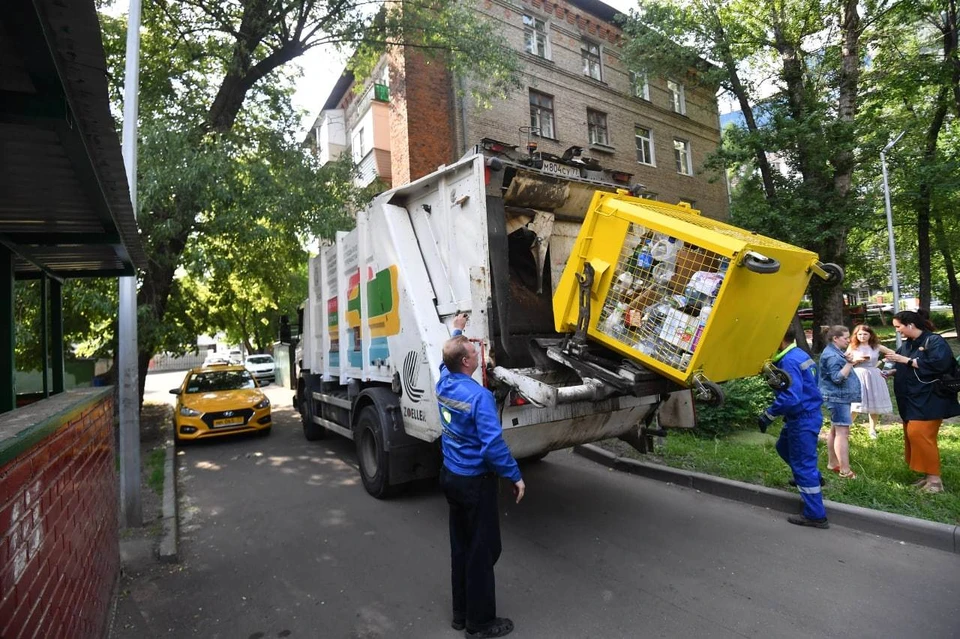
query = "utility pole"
(881, 131, 905, 348)
(119, 0, 143, 528)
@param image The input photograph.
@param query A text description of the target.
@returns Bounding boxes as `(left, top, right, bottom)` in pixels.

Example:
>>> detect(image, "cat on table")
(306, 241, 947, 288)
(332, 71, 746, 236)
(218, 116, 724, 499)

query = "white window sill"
(589, 143, 615, 154)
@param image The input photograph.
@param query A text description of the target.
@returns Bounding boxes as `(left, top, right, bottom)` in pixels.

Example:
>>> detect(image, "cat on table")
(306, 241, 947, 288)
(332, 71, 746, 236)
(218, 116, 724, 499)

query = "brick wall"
(390, 49, 456, 185)
(457, 0, 730, 218)
(0, 391, 118, 639)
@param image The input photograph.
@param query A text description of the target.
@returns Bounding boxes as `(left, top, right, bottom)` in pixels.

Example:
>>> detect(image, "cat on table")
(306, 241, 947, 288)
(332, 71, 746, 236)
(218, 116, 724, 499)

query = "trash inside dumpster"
(553, 191, 842, 405)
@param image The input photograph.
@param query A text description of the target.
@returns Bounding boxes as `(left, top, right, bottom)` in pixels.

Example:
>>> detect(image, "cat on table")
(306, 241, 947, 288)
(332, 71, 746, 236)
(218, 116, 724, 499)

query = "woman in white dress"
(846, 324, 895, 438)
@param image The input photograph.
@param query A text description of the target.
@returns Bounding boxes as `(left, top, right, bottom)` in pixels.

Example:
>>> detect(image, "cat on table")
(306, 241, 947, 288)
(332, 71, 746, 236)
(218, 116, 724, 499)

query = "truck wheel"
(355, 406, 397, 499)
(764, 367, 792, 392)
(300, 384, 326, 441)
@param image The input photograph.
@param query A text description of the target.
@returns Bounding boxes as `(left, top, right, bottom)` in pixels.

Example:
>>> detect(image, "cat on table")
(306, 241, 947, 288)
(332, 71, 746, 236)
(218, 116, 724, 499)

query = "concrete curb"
(158, 441, 178, 563)
(573, 444, 959, 554)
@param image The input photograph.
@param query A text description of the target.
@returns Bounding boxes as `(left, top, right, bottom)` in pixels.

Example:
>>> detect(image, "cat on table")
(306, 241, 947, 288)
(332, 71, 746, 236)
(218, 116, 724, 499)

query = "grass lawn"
(606, 423, 960, 525)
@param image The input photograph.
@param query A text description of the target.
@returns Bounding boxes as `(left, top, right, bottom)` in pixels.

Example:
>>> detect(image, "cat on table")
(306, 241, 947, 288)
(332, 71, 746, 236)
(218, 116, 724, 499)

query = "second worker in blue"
(757, 325, 829, 529)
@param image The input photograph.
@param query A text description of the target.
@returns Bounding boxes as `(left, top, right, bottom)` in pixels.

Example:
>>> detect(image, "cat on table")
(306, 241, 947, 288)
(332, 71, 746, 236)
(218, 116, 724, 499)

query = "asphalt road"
(126, 372, 960, 639)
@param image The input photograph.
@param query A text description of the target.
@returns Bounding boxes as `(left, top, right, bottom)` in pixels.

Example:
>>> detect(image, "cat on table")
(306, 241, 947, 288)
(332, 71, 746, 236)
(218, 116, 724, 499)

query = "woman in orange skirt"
(885, 310, 960, 493)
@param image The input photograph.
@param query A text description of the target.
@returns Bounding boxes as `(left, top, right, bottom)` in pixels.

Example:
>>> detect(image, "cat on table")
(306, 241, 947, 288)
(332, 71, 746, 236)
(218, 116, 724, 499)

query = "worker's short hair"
(443, 335, 472, 373)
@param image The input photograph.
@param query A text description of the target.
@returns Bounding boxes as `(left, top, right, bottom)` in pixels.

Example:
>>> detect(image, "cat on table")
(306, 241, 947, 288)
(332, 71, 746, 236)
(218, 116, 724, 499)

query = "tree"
(621, 0, 894, 350)
(97, 0, 522, 406)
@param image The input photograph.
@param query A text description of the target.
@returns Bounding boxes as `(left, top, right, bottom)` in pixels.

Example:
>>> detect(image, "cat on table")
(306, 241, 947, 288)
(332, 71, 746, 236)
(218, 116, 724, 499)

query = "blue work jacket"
(818, 343, 862, 403)
(767, 344, 823, 420)
(436, 364, 521, 483)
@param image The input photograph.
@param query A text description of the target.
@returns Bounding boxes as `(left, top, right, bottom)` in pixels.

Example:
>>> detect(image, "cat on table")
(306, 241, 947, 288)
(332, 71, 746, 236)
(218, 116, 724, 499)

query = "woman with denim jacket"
(818, 325, 862, 479)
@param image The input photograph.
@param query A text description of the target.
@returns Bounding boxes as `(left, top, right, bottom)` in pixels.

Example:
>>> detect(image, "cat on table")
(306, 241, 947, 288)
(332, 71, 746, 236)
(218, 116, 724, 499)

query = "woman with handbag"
(884, 310, 960, 493)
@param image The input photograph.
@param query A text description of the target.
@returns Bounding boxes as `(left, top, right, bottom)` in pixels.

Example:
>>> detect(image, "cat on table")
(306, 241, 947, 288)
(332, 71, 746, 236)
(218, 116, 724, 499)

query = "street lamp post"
(881, 130, 905, 347)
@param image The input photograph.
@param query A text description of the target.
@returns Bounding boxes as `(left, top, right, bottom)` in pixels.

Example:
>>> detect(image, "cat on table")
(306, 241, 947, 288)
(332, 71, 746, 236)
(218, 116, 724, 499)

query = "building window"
(635, 126, 654, 165)
(639, 192, 658, 200)
(523, 15, 548, 58)
(581, 40, 602, 80)
(679, 197, 696, 207)
(630, 71, 649, 100)
(529, 90, 555, 139)
(674, 138, 692, 175)
(668, 79, 686, 115)
(352, 127, 366, 163)
(587, 109, 608, 146)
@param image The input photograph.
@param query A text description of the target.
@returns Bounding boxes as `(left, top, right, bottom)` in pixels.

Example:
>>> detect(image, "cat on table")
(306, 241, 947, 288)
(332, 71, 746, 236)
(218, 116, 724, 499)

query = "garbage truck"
(294, 139, 834, 498)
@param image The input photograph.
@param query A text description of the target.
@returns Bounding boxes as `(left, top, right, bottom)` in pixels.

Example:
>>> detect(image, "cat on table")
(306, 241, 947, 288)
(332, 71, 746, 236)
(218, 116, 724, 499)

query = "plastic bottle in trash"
(610, 271, 634, 301)
(689, 304, 713, 353)
(601, 302, 627, 339)
(633, 240, 654, 277)
(651, 237, 681, 284)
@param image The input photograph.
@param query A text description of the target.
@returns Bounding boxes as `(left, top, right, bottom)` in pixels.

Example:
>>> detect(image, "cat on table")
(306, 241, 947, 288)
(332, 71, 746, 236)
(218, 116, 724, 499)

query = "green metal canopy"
(0, 0, 146, 280)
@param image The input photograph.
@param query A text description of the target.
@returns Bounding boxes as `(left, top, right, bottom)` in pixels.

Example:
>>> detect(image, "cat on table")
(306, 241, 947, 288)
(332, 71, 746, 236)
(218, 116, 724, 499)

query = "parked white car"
(244, 354, 276, 385)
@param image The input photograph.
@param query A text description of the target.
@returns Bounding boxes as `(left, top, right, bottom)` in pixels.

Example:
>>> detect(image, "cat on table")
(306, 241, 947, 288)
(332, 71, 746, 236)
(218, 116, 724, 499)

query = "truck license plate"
(213, 416, 244, 427)
(541, 160, 581, 178)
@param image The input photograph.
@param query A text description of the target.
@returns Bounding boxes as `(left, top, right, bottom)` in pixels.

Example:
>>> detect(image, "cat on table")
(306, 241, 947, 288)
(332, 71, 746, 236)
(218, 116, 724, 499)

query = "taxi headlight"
(179, 406, 202, 417)
(254, 397, 270, 410)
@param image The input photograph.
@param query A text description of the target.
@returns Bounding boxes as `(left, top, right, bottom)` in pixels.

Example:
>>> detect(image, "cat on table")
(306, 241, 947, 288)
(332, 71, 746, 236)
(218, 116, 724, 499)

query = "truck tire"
(300, 382, 327, 441)
(355, 406, 397, 499)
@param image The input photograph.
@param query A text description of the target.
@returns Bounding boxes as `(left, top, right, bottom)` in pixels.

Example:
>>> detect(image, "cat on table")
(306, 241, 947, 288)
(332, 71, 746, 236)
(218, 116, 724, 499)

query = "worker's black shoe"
(452, 618, 466, 631)
(788, 477, 826, 487)
(465, 617, 514, 638)
(787, 515, 829, 529)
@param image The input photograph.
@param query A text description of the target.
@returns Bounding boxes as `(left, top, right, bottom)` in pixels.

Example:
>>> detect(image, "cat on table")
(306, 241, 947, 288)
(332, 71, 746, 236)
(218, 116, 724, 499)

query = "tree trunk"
(932, 212, 960, 335)
(917, 93, 949, 315)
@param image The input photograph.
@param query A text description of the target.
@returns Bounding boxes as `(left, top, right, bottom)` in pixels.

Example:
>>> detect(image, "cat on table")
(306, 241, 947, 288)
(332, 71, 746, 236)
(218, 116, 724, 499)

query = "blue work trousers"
(439, 465, 501, 630)
(775, 414, 827, 520)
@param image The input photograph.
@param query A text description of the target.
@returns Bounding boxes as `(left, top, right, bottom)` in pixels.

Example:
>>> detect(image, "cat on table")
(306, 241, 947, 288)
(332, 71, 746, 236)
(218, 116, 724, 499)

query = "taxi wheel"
(355, 406, 397, 499)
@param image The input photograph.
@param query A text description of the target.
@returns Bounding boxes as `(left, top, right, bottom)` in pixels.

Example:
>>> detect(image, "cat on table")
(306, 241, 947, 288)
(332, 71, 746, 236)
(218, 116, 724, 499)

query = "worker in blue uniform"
(758, 325, 829, 529)
(437, 313, 525, 638)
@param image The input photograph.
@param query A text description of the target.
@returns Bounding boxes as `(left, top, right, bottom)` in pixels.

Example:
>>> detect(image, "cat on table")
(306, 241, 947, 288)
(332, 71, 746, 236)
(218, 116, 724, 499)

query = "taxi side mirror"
(169, 388, 180, 395)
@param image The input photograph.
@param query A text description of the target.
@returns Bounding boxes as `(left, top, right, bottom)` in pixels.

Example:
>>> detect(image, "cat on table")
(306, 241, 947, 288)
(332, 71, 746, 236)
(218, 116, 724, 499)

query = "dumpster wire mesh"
(622, 201, 802, 252)
(596, 222, 730, 374)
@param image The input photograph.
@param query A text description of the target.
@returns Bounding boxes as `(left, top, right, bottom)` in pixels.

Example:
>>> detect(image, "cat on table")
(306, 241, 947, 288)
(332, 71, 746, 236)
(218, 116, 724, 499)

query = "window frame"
(674, 138, 693, 175)
(529, 89, 556, 139)
(667, 79, 686, 115)
(634, 125, 655, 166)
(581, 40, 602, 81)
(630, 71, 649, 100)
(523, 14, 550, 59)
(587, 109, 609, 146)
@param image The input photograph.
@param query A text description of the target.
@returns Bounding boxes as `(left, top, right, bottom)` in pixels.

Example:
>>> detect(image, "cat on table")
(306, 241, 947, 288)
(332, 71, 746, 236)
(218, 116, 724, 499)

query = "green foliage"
(146, 447, 166, 496)
(90, 0, 524, 383)
(15, 279, 119, 371)
(693, 376, 774, 438)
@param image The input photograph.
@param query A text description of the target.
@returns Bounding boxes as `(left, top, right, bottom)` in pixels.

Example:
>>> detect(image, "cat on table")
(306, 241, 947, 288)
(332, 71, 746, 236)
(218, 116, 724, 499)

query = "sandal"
(838, 469, 857, 479)
(827, 466, 841, 474)
(911, 477, 928, 487)
(921, 482, 944, 494)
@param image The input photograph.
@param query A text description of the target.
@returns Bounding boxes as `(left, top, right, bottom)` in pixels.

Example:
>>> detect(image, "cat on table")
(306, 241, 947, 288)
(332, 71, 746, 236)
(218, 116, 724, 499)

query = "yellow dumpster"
(553, 191, 840, 404)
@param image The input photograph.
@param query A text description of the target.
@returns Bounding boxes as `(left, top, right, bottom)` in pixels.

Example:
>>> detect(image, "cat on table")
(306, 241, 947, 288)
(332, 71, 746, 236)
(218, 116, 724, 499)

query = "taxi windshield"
(185, 370, 256, 393)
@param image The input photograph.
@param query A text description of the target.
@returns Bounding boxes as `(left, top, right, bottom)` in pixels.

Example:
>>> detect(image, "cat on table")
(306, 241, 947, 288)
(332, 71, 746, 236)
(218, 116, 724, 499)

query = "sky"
(290, 0, 641, 135)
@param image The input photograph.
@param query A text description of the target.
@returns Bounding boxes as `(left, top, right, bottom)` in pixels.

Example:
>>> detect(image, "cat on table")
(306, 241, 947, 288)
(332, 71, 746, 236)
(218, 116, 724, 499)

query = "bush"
(929, 311, 954, 330)
(694, 375, 773, 437)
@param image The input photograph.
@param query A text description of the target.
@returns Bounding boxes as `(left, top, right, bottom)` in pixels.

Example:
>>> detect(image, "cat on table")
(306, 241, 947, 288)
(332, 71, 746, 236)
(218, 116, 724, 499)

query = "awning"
(0, 0, 147, 280)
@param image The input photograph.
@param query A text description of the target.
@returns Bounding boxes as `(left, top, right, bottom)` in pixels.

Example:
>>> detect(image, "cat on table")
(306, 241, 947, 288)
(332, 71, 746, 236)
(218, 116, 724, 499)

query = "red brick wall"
(0, 395, 118, 639)
(389, 49, 456, 186)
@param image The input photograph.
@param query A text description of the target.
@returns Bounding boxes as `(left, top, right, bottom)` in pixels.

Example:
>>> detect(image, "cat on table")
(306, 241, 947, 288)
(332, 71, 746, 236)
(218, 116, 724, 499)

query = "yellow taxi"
(170, 364, 272, 442)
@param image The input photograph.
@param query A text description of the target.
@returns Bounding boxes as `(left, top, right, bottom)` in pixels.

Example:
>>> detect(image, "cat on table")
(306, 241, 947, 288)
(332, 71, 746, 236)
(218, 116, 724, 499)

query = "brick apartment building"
(305, 0, 729, 219)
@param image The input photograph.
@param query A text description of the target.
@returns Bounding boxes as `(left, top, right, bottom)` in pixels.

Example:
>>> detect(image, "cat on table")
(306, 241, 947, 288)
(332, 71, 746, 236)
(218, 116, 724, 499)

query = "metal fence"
(148, 352, 206, 372)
